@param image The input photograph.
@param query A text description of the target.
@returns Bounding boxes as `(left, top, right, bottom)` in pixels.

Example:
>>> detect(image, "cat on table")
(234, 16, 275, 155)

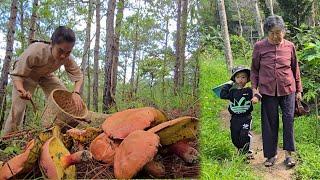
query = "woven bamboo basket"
(41, 89, 88, 132)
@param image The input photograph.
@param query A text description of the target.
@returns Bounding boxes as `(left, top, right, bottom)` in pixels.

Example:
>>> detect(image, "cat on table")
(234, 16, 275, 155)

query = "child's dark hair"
(51, 26, 76, 45)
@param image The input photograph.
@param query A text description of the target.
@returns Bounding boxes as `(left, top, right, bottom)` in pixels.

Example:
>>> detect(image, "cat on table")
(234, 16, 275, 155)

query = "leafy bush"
(298, 40, 320, 116)
(230, 35, 252, 62)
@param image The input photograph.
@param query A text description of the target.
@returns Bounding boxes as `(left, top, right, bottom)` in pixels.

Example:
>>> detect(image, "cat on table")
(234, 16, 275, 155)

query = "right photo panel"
(200, 0, 319, 179)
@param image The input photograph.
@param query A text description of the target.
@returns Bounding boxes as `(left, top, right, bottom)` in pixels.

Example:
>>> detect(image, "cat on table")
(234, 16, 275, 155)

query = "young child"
(220, 66, 259, 159)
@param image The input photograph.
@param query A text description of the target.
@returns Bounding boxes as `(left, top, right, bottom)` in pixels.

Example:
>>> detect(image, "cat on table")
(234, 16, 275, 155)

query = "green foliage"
(230, 35, 252, 61)
(298, 40, 320, 103)
(200, 48, 257, 179)
(277, 0, 313, 27)
(200, 26, 224, 50)
(1, 141, 22, 155)
(290, 25, 320, 49)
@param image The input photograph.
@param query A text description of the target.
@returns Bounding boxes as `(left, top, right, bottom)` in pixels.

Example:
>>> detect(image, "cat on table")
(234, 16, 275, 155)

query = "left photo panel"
(0, 0, 200, 179)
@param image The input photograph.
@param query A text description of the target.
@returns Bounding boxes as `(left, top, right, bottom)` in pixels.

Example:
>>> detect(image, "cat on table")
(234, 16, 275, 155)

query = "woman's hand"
(251, 88, 261, 104)
(251, 96, 259, 104)
(72, 92, 83, 112)
(17, 89, 32, 100)
(296, 92, 302, 101)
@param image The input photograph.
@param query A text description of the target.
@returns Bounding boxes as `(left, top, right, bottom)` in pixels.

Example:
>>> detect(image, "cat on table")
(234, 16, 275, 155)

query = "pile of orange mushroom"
(0, 107, 198, 179)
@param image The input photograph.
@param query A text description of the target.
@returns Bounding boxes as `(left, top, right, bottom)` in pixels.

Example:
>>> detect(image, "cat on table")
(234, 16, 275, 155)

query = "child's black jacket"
(220, 84, 253, 117)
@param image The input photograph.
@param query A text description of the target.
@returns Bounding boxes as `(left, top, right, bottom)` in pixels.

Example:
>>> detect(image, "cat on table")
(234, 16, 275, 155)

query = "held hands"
(251, 88, 261, 104)
(296, 92, 302, 101)
(17, 89, 32, 100)
(71, 91, 83, 112)
(251, 96, 259, 104)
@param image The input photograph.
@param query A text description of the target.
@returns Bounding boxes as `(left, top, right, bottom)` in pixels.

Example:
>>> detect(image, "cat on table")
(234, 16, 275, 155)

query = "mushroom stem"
(61, 150, 92, 169)
(144, 160, 165, 178)
(168, 140, 199, 164)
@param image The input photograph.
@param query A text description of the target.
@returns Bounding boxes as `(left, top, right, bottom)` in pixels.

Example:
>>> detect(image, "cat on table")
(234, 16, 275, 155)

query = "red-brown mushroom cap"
(114, 130, 160, 179)
(89, 133, 119, 164)
(102, 107, 165, 139)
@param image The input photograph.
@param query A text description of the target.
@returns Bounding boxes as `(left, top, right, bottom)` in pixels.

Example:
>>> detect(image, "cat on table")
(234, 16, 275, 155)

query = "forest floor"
(219, 109, 294, 180)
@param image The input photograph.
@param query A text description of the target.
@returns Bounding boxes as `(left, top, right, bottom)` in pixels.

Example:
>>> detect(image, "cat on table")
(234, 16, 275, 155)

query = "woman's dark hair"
(263, 15, 285, 33)
(51, 26, 76, 45)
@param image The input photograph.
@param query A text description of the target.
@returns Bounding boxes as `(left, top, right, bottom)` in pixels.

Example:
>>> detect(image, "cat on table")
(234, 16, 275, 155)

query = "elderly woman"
(250, 15, 303, 167)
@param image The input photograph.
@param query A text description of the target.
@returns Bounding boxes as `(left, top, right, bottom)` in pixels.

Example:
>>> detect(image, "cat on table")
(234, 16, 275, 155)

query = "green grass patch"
(294, 115, 320, 179)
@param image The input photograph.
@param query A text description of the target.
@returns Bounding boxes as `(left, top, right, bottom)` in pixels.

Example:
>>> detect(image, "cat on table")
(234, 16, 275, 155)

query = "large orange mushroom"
(102, 107, 167, 139)
(89, 133, 120, 164)
(113, 130, 160, 179)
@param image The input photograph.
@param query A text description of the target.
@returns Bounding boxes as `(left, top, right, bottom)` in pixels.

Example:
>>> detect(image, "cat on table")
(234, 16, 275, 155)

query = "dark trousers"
(261, 93, 295, 158)
(230, 115, 252, 153)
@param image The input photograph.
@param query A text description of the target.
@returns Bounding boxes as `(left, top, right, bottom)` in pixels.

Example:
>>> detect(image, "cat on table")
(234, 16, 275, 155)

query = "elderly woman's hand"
(296, 92, 302, 101)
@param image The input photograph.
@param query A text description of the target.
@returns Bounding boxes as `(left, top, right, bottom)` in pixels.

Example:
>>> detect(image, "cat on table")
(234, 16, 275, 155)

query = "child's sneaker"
(246, 150, 254, 160)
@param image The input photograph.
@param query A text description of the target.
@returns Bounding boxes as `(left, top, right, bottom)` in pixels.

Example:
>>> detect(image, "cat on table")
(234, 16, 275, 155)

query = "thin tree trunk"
(0, 96, 6, 126)
(122, 54, 128, 100)
(253, 0, 264, 38)
(310, 0, 316, 27)
(80, 0, 93, 95)
(111, 0, 125, 98)
(266, 0, 274, 16)
(235, 0, 243, 37)
(93, 0, 101, 112)
(103, 0, 116, 112)
(162, 18, 169, 96)
(0, 0, 18, 121)
(217, 0, 233, 73)
(28, 0, 38, 45)
(130, 15, 139, 99)
(179, 0, 188, 88)
(193, 54, 200, 97)
(174, 0, 182, 95)
(134, 55, 140, 96)
(19, 0, 26, 50)
(86, 56, 91, 110)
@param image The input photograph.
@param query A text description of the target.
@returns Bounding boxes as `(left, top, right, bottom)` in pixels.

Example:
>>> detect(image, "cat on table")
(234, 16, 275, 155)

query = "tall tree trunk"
(235, 0, 243, 37)
(28, 0, 38, 45)
(122, 53, 128, 100)
(217, 0, 233, 73)
(80, 0, 93, 95)
(134, 55, 140, 96)
(111, 0, 124, 98)
(0, 96, 6, 126)
(86, 56, 91, 110)
(309, 0, 316, 27)
(266, 0, 274, 16)
(162, 18, 169, 96)
(19, 0, 26, 50)
(93, 0, 101, 112)
(174, 0, 182, 95)
(193, 54, 200, 97)
(253, 0, 264, 38)
(103, 0, 116, 112)
(0, 0, 18, 122)
(130, 14, 139, 99)
(179, 0, 188, 88)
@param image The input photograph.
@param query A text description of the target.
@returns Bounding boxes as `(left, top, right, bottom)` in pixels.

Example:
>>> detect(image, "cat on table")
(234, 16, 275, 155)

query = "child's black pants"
(230, 115, 252, 153)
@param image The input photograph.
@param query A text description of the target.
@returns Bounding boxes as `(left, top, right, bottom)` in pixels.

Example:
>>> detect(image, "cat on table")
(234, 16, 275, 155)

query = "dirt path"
(219, 110, 294, 180)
